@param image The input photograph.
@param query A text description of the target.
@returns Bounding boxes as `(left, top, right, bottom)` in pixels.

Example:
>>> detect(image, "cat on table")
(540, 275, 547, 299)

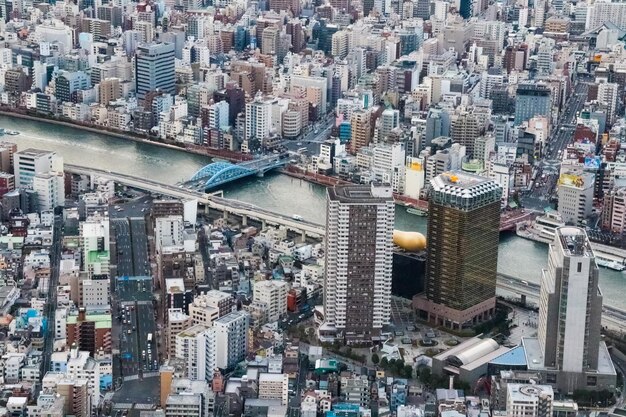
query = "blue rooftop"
(489, 345, 527, 367)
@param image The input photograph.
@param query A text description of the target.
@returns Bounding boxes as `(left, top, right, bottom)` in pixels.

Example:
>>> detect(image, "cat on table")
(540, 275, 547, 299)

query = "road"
(522, 82, 589, 211)
(113, 278, 157, 381)
(111, 218, 151, 278)
(287, 354, 309, 417)
(42, 214, 63, 374)
(280, 113, 335, 155)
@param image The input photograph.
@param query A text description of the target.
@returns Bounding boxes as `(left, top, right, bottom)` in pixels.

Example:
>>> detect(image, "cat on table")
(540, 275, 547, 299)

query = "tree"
(371, 353, 380, 364)
(402, 365, 413, 379)
(395, 359, 405, 373)
(380, 357, 389, 369)
(419, 367, 432, 386)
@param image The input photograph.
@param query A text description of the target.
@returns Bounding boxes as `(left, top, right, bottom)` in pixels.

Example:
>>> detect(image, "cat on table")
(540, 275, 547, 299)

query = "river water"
(2, 115, 625, 308)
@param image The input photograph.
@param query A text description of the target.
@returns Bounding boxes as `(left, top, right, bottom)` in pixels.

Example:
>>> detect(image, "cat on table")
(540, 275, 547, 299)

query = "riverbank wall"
(0, 108, 250, 162)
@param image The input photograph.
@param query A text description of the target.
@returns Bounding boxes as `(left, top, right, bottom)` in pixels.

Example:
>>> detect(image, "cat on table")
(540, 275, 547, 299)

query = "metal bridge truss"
(189, 162, 256, 189)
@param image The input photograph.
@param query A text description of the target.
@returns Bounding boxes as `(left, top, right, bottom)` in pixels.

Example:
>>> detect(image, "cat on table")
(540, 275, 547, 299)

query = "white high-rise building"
(597, 82, 619, 124)
(207, 101, 229, 130)
(506, 384, 554, 417)
(209, 310, 249, 370)
(378, 108, 400, 141)
(372, 142, 406, 193)
(14, 149, 63, 189)
(586, 0, 626, 31)
(534, 0, 546, 27)
(253, 280, 288, 322)
(176, 324, 210, 381)
(537, 228, 604, 382)
(245, 97, 272, 140)
(404, 156, 425, 200)
(80, 216, 110, 276)
(320, 183, 395, 345)
(33, 171, 65, 211)
(155, 215, 184, 250)
(557, 171, 594, 225)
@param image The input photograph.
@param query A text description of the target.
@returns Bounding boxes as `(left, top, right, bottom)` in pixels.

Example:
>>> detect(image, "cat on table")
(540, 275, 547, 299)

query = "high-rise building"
(245, 96, 272, 140)
(414, 171, 501, 329)
(522, 227, 616, 392)
(253, 280, 288, 322)
(167, 308, 192, 358)
(32, 171, 65, 212)
(14, 148, 63, 189)
(66, 309, 112, 356)
(55, 70, 90, 103)
(258, 373, 289, 405)
(514, 83, 552, 125)
(585, 0, 626, 31)
(349, 109, 373, 154)
(135, 42, 175, 101)
(597, 81, 618, 124)
(378, 108, 400, 142)
(450, 111, 481, 157)
(319, 183, 395, 345)
(557, 171, 594, 225)
(176, 324, 210, 381)
(188, 296, 220, 327)
(80, 215, 110, 276)
(210, 310, 249, 370)
(98, 77, 121, 105)
(601, 187, 626, 233)
(372, 142, 406, 193)
(538, 227, 602, 373)
(155, 215, 184, 250)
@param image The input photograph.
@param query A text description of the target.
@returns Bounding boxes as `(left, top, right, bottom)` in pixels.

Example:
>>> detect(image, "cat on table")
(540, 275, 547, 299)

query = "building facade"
(414, 171, 502, 329)
(320, 183, 395, 345)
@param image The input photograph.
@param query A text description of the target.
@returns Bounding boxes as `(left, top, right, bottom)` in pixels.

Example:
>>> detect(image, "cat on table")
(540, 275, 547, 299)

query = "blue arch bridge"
(183, 154, 289, 190)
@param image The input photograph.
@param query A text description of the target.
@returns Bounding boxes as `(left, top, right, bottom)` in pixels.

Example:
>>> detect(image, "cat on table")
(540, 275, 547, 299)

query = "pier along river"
(3, 114, 626, 309)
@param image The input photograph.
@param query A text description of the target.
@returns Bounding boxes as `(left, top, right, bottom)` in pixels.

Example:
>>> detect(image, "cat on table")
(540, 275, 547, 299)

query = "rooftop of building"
(506, 384, 553, 402)
(215, 310, 249, 324)
(488, 345, 527, 367)
(66, 313, 111, 329)
(166, 392, 201, 406)
(259, 372, 287, 382)
(432, 171, 500, 193)
(522, 337, 616, 375)
(177, 324, 209, 338)
(87, 250, 109, 263)
(556, 226, 593, 257)
(327, 183, 393, 204)
(168, 309, 190, 322)
(16, 148, 55, 157)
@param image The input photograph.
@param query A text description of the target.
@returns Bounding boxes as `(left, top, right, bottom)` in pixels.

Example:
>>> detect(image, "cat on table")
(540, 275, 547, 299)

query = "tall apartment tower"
(597, 81, 618, 124)
(414, 171, 502, 329)
(320, 183, 395, 345)
(450, 111, 481, 157)
(135, 42, 175, 101)
(538, 227, 602, 374)
(350, 109, 373, 154)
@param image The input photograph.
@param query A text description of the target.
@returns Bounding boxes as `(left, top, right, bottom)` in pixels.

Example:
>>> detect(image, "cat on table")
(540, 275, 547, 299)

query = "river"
(2, 115, 625, 309)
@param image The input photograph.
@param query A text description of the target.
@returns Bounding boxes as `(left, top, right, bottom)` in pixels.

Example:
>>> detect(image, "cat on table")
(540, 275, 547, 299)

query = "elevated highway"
(497, 273, 626, 331)
(65, 164, 325, 238)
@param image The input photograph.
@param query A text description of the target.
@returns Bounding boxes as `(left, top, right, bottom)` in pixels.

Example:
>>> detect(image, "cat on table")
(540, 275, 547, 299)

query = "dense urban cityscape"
(0, 0, 622, 415)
